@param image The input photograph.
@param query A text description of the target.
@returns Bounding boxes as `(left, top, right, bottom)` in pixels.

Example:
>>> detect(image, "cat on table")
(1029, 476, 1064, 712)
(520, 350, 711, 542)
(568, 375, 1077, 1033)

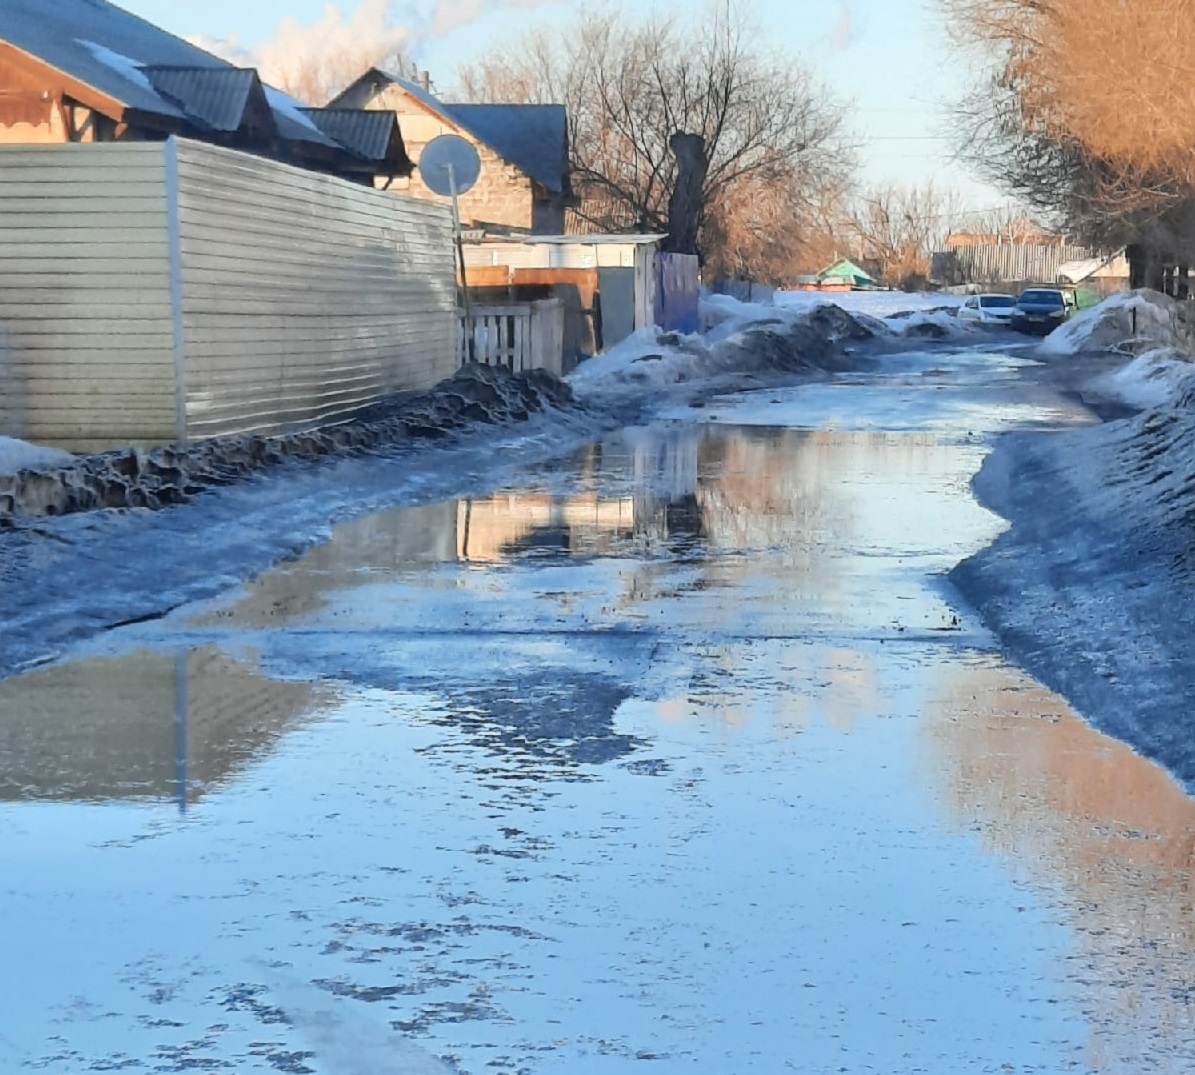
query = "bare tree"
(702, 169, 854, 283)
(846, 182, 968, 288)
(940, 0, 1195, 285)
(455, 1, 854, 273)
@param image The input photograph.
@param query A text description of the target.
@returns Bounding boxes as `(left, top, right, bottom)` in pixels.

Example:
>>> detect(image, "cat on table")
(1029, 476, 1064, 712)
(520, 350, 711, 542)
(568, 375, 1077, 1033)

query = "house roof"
(819, 258, 877, 285)
(444, 103, 568, 194)
(529, 234, 665, 246)
(141, 66, 261, 133)
(300, 108, 398, 162)
(0, 0, 409, 175)
(330, 69, 569, 194)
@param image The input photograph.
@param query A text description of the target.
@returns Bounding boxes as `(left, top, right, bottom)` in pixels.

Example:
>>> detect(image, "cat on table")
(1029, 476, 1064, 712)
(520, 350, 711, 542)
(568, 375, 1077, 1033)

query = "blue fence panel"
(655, 253, 700, 334)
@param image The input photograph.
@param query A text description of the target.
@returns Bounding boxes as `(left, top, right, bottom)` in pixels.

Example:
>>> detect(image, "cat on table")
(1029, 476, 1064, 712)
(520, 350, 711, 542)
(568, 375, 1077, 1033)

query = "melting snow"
(1088, 349, 1195, 409)
(1039, 290, 1190, 356)
(0, 437, 74, 476)
(76, 40, 154, 92)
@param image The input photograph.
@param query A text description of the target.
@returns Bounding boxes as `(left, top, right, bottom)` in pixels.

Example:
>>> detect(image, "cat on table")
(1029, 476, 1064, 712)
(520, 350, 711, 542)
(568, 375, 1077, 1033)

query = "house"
(791, 258, 879, 292)
(329, 69, 571, 234)
(0, 0, 411, 183)
(1055, 251, 1131, 296)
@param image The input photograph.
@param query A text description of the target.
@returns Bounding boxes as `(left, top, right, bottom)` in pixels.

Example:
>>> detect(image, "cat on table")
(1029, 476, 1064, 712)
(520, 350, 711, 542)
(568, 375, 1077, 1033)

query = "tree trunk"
(664, 132, 708, 256)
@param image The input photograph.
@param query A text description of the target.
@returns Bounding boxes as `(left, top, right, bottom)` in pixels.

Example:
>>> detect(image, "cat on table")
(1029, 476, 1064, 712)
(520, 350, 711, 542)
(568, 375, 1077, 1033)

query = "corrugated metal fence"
(933, 243, 1093, 287)
(0, 137, 457, 452)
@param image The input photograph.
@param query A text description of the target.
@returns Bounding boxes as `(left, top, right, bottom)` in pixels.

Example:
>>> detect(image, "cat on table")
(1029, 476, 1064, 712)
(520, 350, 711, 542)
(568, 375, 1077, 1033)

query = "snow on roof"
(77, 39, 155, 94)
(1, 0, 338, 151)
(1056, 257, 1107, 283)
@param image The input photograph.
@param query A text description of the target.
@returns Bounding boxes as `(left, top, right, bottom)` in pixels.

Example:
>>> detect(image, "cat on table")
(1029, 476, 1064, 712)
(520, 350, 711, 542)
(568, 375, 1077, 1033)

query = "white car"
(957, 293, 1017, 325)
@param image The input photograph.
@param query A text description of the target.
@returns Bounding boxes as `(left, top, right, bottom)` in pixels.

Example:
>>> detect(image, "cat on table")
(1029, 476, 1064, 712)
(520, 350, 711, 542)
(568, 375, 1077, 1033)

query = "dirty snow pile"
(1039, 289, 1192, 356)
(0, 364, 582, 524)
(569, 291, 987, 407)
(569, 298, 878, 405)
(1086, 348, 1195, 409)
(953, 357, 1195, 788)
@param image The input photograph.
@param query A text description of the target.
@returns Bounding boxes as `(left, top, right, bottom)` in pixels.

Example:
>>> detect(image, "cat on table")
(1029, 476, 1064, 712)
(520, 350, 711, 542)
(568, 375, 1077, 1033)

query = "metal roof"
(0, 0, 359, 155)
(524, 234, 666, 245)
(332, 70, 569, 194)
(300, 108, 397, 162)
(142, 66, 258, 133)
(443, 103, 568, 194)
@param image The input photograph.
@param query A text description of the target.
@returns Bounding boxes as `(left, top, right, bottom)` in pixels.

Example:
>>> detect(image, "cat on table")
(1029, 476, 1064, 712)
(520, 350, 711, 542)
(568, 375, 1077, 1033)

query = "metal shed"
(0, 137, 457, 452)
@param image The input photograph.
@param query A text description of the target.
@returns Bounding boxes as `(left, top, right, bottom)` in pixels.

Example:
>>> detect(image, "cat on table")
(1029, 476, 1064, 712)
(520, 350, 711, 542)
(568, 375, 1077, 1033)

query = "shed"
(463, 235, 666, 352)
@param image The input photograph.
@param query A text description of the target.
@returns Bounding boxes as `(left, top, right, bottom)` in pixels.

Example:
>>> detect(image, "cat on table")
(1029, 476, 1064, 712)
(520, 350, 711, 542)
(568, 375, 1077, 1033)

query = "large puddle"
(2, 351, 1194, 1073)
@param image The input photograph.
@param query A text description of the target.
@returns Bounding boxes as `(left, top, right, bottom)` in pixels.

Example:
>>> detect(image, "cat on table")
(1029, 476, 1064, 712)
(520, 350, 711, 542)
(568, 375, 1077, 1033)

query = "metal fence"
(933, 243, 1094, 288)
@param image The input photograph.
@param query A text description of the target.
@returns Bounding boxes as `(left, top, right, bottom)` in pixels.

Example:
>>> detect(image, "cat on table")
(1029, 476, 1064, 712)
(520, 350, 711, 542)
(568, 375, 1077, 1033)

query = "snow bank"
(1039, 289, 1191, 356)
(884, 307, 982, 341)
(778, 290, 968, 319)
(0, 365, 580, 524)
(569, 300, 878, 404)
(953, 380, 1195, 788)
(1087, 349, 1195, 409)
(0, 437, 74, 476)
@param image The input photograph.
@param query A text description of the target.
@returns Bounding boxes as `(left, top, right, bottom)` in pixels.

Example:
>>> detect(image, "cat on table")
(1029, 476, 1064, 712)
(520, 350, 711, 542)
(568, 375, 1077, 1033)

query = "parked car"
(1009, 287, 1076, 334)
(957, 293, 1017, 326)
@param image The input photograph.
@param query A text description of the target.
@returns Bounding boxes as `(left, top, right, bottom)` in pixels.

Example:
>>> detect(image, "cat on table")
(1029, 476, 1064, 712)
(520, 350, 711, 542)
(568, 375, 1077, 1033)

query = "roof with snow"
(329, 69, 569, 194)
(0, 0, 410, 178)
(1056, 251, 1129, 284)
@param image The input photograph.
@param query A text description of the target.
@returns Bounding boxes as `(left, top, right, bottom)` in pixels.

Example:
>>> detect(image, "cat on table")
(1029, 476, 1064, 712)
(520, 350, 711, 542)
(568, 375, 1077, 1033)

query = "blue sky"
(117, 0, 1003, 208)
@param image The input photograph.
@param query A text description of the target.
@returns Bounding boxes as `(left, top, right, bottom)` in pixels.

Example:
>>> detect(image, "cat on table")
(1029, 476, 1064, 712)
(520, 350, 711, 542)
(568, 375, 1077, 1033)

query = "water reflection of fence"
(0, 648, 321, 808)
(457, 299, 565, 375)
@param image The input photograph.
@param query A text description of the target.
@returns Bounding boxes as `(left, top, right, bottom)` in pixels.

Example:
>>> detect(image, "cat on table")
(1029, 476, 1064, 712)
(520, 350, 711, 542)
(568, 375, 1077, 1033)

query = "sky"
(116, 0, 1007, 211)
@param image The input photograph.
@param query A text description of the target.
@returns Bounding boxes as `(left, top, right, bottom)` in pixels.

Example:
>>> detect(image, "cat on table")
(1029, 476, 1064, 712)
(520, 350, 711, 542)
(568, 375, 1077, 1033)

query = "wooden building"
(330, 69, 571, 234)
(0, 0, 411, 184)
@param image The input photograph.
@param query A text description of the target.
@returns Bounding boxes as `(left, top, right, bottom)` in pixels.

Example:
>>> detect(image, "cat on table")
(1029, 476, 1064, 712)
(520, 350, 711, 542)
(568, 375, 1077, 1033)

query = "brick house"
(329, 69, 571, 234)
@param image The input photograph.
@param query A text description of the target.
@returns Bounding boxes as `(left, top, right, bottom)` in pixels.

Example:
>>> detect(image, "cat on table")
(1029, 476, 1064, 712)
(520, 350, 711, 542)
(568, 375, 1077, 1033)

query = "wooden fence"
(457, 299, 565, 376)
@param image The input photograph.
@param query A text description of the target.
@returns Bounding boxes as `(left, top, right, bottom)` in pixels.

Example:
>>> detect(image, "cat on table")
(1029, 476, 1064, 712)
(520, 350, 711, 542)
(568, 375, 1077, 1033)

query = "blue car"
(1010, 288, 1077, 334)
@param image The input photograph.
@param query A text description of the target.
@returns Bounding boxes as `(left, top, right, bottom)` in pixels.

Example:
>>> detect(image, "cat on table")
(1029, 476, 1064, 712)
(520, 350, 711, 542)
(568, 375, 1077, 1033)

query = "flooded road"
(3, 345, 1195, 1074)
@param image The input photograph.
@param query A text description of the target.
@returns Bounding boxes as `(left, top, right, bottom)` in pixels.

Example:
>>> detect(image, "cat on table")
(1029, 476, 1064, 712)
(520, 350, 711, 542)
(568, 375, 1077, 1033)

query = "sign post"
(420, 135, 483, 366)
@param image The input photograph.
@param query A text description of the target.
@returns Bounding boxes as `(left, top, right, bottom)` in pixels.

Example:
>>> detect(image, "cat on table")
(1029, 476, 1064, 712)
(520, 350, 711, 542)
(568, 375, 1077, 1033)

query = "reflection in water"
(930, 659, 1195, 1070)
(194, 501, 459, 628)
(0, 647, 326, 806)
